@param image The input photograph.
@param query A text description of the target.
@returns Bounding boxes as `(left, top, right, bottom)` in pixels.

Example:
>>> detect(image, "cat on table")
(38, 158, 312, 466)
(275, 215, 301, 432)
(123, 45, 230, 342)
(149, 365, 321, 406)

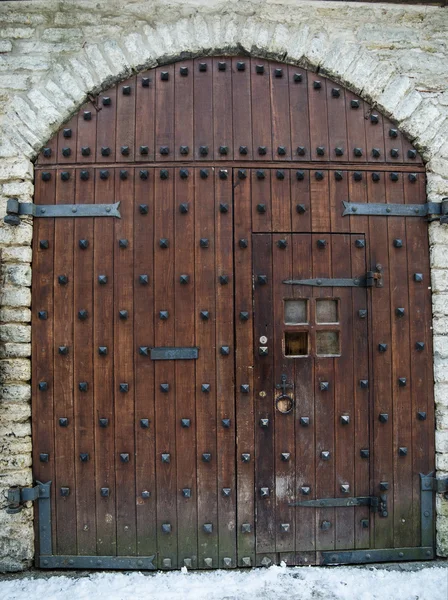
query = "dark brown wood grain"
(116, 77, 136, 163)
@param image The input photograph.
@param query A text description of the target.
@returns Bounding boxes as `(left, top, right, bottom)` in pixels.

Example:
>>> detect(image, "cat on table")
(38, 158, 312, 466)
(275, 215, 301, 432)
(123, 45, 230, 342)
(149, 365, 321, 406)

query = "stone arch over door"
(27, 57, 436, 570)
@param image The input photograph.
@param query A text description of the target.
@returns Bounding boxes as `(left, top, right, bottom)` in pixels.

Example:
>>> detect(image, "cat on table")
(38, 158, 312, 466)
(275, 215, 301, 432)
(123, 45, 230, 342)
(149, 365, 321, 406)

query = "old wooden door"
(30, 57, 435, 570)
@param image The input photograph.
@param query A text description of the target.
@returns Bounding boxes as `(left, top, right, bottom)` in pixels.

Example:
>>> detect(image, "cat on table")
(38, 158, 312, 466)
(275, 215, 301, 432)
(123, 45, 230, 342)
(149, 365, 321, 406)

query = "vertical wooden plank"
(384, 117, 403, 165)
(345, 91, 367, 164)
(94, 168, 116, 555)
(270, 61, 291, 161)
(215, 167, 236, 567)
(154, 167, 177, 567)
(308, 75, 329, 162)
(32, 171, 56, 550)
(326, 81, 348, 163)
(250, 58, 272, 161)
(271, 168, 291, 232)
(386, 173, 414, 548)
(57, 114, 78, 165)
(134, 168, 156, 557)
(54, 168, 76, 555)
(194, 58, 213, 161)
(213, 58, 233, 161)
(37, 136, 57, 165)
(135, 70, 155, 162)
(73, 167, 96, 555)
(365, 108, 385, 164)
(272, 233, 295, 553)
(96, 87, 117, 163)
(404, 172, 433, 546)
(174, 60, 194, 162)
(232, 57, 253, 160)
(348, 173, 371, 551)
(116, 76, 136, 163)
(76, 101, 97, 165)
(252, 168, 272, 233)
(367, 171, 394, 550)
(233, 170, 255, 567)
(252, 234, 275, 556)
(292, 233, 316, 558)
(174, 167, 198, 568)
(310, 170, 330, 232)
(155, 64, 175, 162)
(288, 66, 310, 162)
(113, 168, 136, 556)
(402, 138, 423, 166)
(291, 170, 311, 232)
(195, 166, 218, 568)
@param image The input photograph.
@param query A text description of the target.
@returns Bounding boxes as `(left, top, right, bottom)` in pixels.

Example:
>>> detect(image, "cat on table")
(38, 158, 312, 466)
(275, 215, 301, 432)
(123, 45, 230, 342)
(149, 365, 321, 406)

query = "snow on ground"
(1, 563, 447, 600)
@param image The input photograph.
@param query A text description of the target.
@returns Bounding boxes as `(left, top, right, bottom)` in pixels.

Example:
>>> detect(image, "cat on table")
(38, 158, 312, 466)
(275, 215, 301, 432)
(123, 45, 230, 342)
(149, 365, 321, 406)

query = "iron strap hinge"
(420, 473, 448, 496)
(283, 270, 383, 288)
(343, 198, 448, 222)
(6, 481, 51, 514)
(4, 198, 121, 225)
(289, 495, 388, 516)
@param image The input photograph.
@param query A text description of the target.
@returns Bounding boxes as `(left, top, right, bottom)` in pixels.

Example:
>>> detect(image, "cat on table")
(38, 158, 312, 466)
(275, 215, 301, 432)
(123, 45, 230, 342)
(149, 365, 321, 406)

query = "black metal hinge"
(283, 268, 383, 288)
(289, 495, 388, 516)
(6, 481, 50, 514)
(421, 473, 448, 497)
(343, 198, 448, 222)
(4, 198, 121, 225)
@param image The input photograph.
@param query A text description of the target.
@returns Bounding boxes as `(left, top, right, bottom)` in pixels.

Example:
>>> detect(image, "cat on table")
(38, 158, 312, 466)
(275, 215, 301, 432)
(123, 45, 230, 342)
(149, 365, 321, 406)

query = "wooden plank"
(291, 169, 311, 232)
(113, 168, 136, 556)
(233, 169, 255, 567)
(94, 167, 116, 556)
(345, 91, 367, 164)
(383, 117, 403, 165)
(133, 167, 156, 557)
(250, 58, 272, 161)
(214, 167, 236, 567)
(292, 233, 315, 556)
(36, 135, 57, 165)
(232, 57, 253, 160)
(155, 64, 175, 162)
(288, 66, 310, 162)
(326, 79, 348, 164)
(73, 167, 96, 555)
(213, 58, 233, 161)
(308, 75, 329, 162)
(402, 137, 423, 165)
(96, 87, 117, 163)
(386, 173, 414, 548)
(366, 171, 394, 550)
(135, 70, 155, 162)
(154, 167, 177, 567)
(271, 168, 291, 232)
(365, 108, 385, 164)
(174, 60, 194, 162)
(53, 168, 76, 555)
(32, 170, 56, 550)
(194, 58, 213, 161)
(116, 76, 136, 163)
(270, 61, 291, 161)
(76, 101, 97, 165)
(252, 233, 275, 554)
(252, 167, 272, 233)
(195, 166, 218, 568)
(310, 169, 331, 233)
(272, 233, 295, 553)
(57, 114, 78, 165)
(174, 166, 198, 567)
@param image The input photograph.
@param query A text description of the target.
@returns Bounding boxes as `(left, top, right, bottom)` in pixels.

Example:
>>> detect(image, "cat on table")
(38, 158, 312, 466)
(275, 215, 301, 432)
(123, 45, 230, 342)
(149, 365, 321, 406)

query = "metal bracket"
(289, 495, 388, 516)
(343, 198, 448, 222)
(4, 198, 121, 225)
(283, 270, 382, 288)
(6, 481, 50, 514)
(150, 347, 199, 360)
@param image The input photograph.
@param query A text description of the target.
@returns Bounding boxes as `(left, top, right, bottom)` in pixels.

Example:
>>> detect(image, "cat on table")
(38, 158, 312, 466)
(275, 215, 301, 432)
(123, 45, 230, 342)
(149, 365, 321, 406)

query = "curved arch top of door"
(31, 57, 433, 571)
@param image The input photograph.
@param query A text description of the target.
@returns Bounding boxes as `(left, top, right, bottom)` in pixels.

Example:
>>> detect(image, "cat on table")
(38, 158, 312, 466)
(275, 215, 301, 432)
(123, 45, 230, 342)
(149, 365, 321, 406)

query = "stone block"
(0, 343, 31, 359)
(0, 324, 31, 343)
(436, 430, 448, 453)
(1, 247, 32, 264)
(435, 383, 448, 407)
(0, 359, 31, 382)
(0, 75, 30, 91)
(0, 383, 31, 402)
(0, 285, 31, 308)
(0, 41, 12, 53)
(434, 335, 448, 359)
(0, 158, 33, 182)
(41, 28, 83, 43)
(1, 264, 32, 287)
(0, 28, 35, 40)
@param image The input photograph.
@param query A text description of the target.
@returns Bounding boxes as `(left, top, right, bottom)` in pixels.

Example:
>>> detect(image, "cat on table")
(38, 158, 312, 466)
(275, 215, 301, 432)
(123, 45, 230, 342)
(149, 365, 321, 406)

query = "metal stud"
(40, 239, 49, 249)
(315, 171, 324, 181)
(179, 274, 190, 285)
(239, 238, 248, 249)
(276, 169, 285, 179)
(256, 64, 264, 74)
(409, 173, 418, 183)
(178, 145, 190, 157)
(416, 341, 425, 351)
(239, 145, 248, 155)
(218, 145, 229, 157)
(102, 96, 111, 106)
(200, 310, 209, 321)
(61, 147, 71, 157)
(159, 238, 169, 249)
(203, 523, 213, 534)
(98, 274, 107, 285)
(321, 520, 331, 531)
(119, 383, 129, 393)
(351, 99, 360, 109)
(101, 147, 110, 157)
(393, 238, 403, 248)
(414, 273, 423, 282)
(313, 80, 321, 89)
(390, 149, 399, 159)
(60, 487, 70, 497)
(241, 384, 250, 393)
(334, 147, 344, 156)
(200, 168, 209, 179)
(182, 488, 191, 498)
(354, 172, 363, 182)
(180, 66, 188, 76)
(260, 487, 270, 497)
(280, 523, 290, 533)
(379, 413, 389, 423)
(199, 63, 207, 72)
(257, 275, 268, 285)
(80, 453, 89, 462)
(202, 383, 210, 393)
(278, 147, 287, 158)
(40, 453, 49, 463)
(41, 172, 51, 181)
(98, 346, 108, 356)
(204, 558, 213, 567)
(372, 172, 381, 182)
(396, 307, 405, 318)
(297, 146, 306, 156)
(38, 310, 48, 320)
(332, 88, 340, 97)
(378, 343, 388, 353)
(99, 169, 109, 180)
(219, 169, 228, 180)
(141, 490, 150, 499)
(99, 418, 109, 428)
(259, 418, 269, 428)
(122, 85, 131, 95)
(300, 416, 310, 426)
(258, 146, 267, 156)
(160, 169, 169, 180)
(273, 67, 283, 78)
(277, 239, 287, 249)
(389, 128, 398, 138)
(140, 419, 149, 428)
(260, 557, 271, 567)
(199, 145, 208, 156)
(179, 202, 189, 214)
(241, 523, 251, 533)
(281, 452, 291, 462)
(341, 484, 350, 494)
(81, 146, 91, 157)
(379, 482, 389, 491)
(181, 418, 191, 428)
(222, 418, 231, 428)
(296, 204, 307, 214)
(256, 169, 265, 179)
(360, 449, 369, 458)
(241, 453, 251, 463)
(240, 311, 249, 321)
(236, 169, 247, 181)
(138, 274, 149, 286)
(398, 377, 407, 387)
(370, 114, 379, 124)
(359, 309, 367, 319)
(79, 382, 88, 392)
(355, 239, 365, 248)
(138, 145, 149, 156)
(398, 447, 408, 457)
(219, 202, 228, 213)
(161, 523, 171, 534)
(58, 346, 68, 355)
(319, 381, 329, 391)
(78, 309, 88, 321)
(58, 274, 68, 285)
(139, 346, 149, 356)
(140, 169, 148, 180)
(160, 383, 169, 393)
(257, 203, 266, 213)
(354, 148, 363, 157)
(162, 558, 172, 568)
(360, 380, 369, 389)
(118, 239, 128, 249)
(160, 71, 169, 81)
(335, 171, 343, 181)
(161, 453, 170, 463)
(316, 146, 325, 156)
(219, 275, 229, 285)
(340, 415, 350, 426)
(220, 346, 230, 355)
(301, 486, 311, 495)
(202, 453, 212, 462)
(237, 61, 246, 71)
(417, 411, 427, 421)
(321, 451, 330, 461)
(83, 111, 91, 120)
(294, 73, 302, 82)
(120, 169, 128, 180)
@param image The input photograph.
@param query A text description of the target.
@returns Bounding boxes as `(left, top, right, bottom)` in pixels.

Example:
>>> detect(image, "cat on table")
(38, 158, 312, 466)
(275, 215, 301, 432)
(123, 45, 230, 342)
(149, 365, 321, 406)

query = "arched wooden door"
(32, 57, 434, 569)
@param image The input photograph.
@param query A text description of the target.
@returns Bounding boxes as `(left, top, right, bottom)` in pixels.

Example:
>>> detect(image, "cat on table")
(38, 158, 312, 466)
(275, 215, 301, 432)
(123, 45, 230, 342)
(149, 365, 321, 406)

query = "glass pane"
(285, 331, 309, 356)
(316, 299, 338, 323)
(284, 299, 308, 324)
(316, 331, 340, 356)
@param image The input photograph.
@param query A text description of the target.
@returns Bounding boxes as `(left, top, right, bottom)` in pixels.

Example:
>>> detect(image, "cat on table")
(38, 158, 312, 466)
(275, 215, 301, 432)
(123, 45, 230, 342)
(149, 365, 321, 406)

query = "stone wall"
(0, 0, 447, 570)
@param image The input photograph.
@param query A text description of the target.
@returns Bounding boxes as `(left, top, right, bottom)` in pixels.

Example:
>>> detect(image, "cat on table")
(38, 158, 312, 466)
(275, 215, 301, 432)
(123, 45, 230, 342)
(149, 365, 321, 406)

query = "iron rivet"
(239, 145, 248, 155)
(199, 63, 207, 72)
(335, 171, 343, 181)
(297, 146, 306, 156)
(237, 61, 245, 71)
(140, 169, 149, 180)
(351, 99, 360, 109)
(294, 73, 302, 82)
(256, 65, 264, 74)
(258, 146, 267, 156)
(83, 111, 91, 120)
(180, 66, 188, 76)
(140, 419, 149, 428)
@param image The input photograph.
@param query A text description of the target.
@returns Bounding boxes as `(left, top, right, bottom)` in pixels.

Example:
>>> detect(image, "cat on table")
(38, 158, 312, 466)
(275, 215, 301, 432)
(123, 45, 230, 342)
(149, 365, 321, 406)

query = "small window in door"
(316, 330, 340, 356)
(284, 299, 308, 324)
(285, 331, 309, 357)
(316, 298, 339, 324)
